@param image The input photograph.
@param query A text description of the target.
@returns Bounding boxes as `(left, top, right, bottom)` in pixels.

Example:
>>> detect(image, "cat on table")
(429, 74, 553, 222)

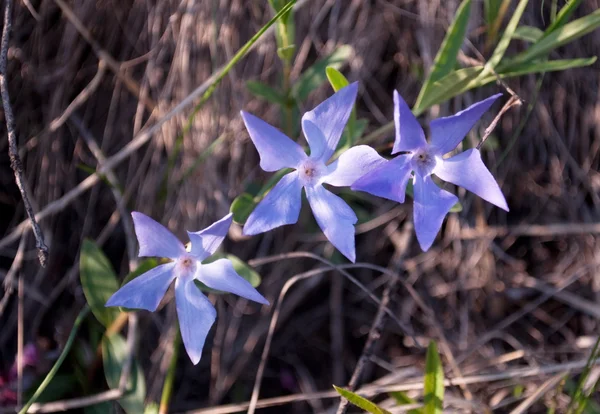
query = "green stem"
(159, 328, 181, 414)
(19, 306, 90, 414)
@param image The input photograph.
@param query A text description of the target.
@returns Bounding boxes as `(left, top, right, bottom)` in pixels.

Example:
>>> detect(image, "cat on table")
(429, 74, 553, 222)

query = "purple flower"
(241, 83, 385, 262)
(106, 212, 268, 364)
(352, 91, 509, 251)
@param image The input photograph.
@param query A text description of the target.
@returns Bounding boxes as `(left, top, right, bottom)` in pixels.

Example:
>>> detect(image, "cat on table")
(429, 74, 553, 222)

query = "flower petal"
(434, 148, 509, 211)
(105, 263, 176, 311)
(322, 145, 387, 187)
(301, 82, 358, 162)
(132, 212, 186, 259)
(413, 175, 458, 251)
(188, 213, 233, 261)
(243, 172, 303, 235)
(391, 90, 426, 154)
(241, 111, 307, 171)
(175, 277, 217, 365)
(351, 155, 413, 203)
(429, 93, 502, 155)
(305, 185, 357, 262)
(197, 259, 269, 305)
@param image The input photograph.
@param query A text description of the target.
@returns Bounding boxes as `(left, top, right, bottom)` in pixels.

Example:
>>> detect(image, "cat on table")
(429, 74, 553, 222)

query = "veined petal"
(105, 263, 176, 311)
(197, 259, 269, 305)
(305, 185, 357, 262)
(175, 277, 217, 365)
(301, 82, 358, 162)
(132, 212, 185, 259)
(188, 213, 233, 261)
(323, 145, 387, 187)
(413, 175, 458, 251)
(241, 111, 307, 171)
(243, 172, 303, 236)
(434, 148, 509, 211)
(391, 90, 426, 154)
(429, 93, 502, 155)
(351, 155, 413, 203)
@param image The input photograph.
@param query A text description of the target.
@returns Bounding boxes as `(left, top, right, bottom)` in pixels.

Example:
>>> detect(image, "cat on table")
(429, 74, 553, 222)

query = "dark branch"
(1, 0, 48, 266)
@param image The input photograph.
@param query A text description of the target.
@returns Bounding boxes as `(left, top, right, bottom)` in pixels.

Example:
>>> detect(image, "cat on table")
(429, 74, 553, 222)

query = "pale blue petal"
(241, 111, 307, 171)
(175, 277, 217, 365)
(305, 185, 357, 262)
(105, 263, 176, 311)
(413, 175, 458, 251)
(429, 94, 502, 155)
(322, 145, 387, 187)
(197, 259, 269, 305)
(243, 171, 303, 235)
(391, 90, 426, 154)
(187, 213, 233, 261)
(434, 148, 509, 211)
(132, 212, 185, 259)
(301, 82, 358, 162)
(351, 155, 413, 203)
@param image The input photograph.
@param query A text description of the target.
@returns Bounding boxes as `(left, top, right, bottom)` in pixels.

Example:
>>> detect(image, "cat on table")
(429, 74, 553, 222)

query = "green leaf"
(121, 259, 159, 287)
(389, 391, 423, 413)
(80, 239, 120, 327)
(269, 0, 295, 63)
(545, 0, 582, 34)
(333, 386, 392, 414)
(326, 66, 350, 91)
(415, 0, 471, 109)
(195, 254, 262, 294)
(292, 45, 353, 102)
(484, 0, 511, 45)
(497, 57, 597, 78)
(483, 0, 529, 75)
(102, 333, 146, 414)
(24, 374, 76, 403)
(246, 80, 286, 105)
(423, 341, 444, 414)
(511, 9, 600, 65)
(512, 25, 544, 42)
(144, 403, 160, 414)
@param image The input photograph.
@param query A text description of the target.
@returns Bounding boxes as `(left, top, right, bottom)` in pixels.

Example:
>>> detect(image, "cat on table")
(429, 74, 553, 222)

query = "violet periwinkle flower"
(352, 91, 509, 251)
(240, 83, 385, 262)
(106, 212, 268, 364)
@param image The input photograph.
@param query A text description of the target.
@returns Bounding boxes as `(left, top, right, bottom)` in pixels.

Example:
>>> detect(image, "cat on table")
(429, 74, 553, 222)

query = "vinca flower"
(106, 212, 268, 364)
(352, 91, 509, 251)
(241, 83, 385, 262)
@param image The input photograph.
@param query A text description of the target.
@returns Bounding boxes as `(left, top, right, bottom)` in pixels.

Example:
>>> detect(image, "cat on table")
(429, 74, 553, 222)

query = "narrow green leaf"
(246, 80, 286, 105)
(80, 239, 120, 327)
(483, 0, 529, 75)
(334, 386, 392, 414)
(512, 25, 544, 42)
(423, 341, 444, 414)
(326, 66, 350, 91)
(144, 403, 160, 414)
(102, 333, 146, 414)
(269, 0, 295, 63)
(231, 193, 256, 225)
(511, 9, 600, 65)
(545, 0, 582, 34)
(415, 0, 471, 109)
(292, 45, 353, 102)
(497, 57, 597, 78)
(389, 391, 423, 414)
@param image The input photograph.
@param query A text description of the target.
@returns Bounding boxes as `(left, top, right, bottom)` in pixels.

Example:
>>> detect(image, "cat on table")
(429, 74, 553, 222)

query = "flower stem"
(159, 328, 181, 414)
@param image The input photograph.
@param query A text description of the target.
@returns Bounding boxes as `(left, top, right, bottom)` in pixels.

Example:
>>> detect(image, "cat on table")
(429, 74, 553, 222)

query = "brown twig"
(477, 94, 522, 150)
(0, 0, 48, 267)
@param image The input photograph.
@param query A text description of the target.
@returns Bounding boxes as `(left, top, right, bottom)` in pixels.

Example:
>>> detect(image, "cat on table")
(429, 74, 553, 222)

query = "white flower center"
(298, 159, 326, 186)
(177, 254, 197, 280)
(411, 146, 438, 177)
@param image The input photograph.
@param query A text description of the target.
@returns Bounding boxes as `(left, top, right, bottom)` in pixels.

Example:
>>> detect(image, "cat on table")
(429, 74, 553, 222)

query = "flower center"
(177, 255, 197, 279)
(411, 147, 438, 177)
(298, 159, 325, 186)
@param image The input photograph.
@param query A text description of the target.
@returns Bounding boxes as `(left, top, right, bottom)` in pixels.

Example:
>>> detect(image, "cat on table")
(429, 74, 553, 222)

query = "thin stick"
(477, 94, 522, 150)
(0, 0, 48, 266)
(17, 274, 24, 408)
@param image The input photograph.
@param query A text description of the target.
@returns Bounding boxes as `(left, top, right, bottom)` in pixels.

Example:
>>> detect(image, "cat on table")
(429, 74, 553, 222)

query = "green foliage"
(389, 391, 422, 414)
(80, 239, 120, 327)
(326, 66, 350, 91)
(415, 0, 471, 109)
(334, 385, 392, 414)
(196, 253, 262, 293)
(512, 25, 544, 42)
(545, 0, 583, 34)
(246, 80, 286, 105)
(423, 341, 444, 414)
(292, 45, 353, 102)
(326, 66, 359, 149)
(102, 333, 147, 414)
(566, 335, 600, 414)
(268, 0, 295, 63)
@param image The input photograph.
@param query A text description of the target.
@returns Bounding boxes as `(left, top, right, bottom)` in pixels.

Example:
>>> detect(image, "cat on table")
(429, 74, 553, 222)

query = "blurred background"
(1, 0, 599, 412)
